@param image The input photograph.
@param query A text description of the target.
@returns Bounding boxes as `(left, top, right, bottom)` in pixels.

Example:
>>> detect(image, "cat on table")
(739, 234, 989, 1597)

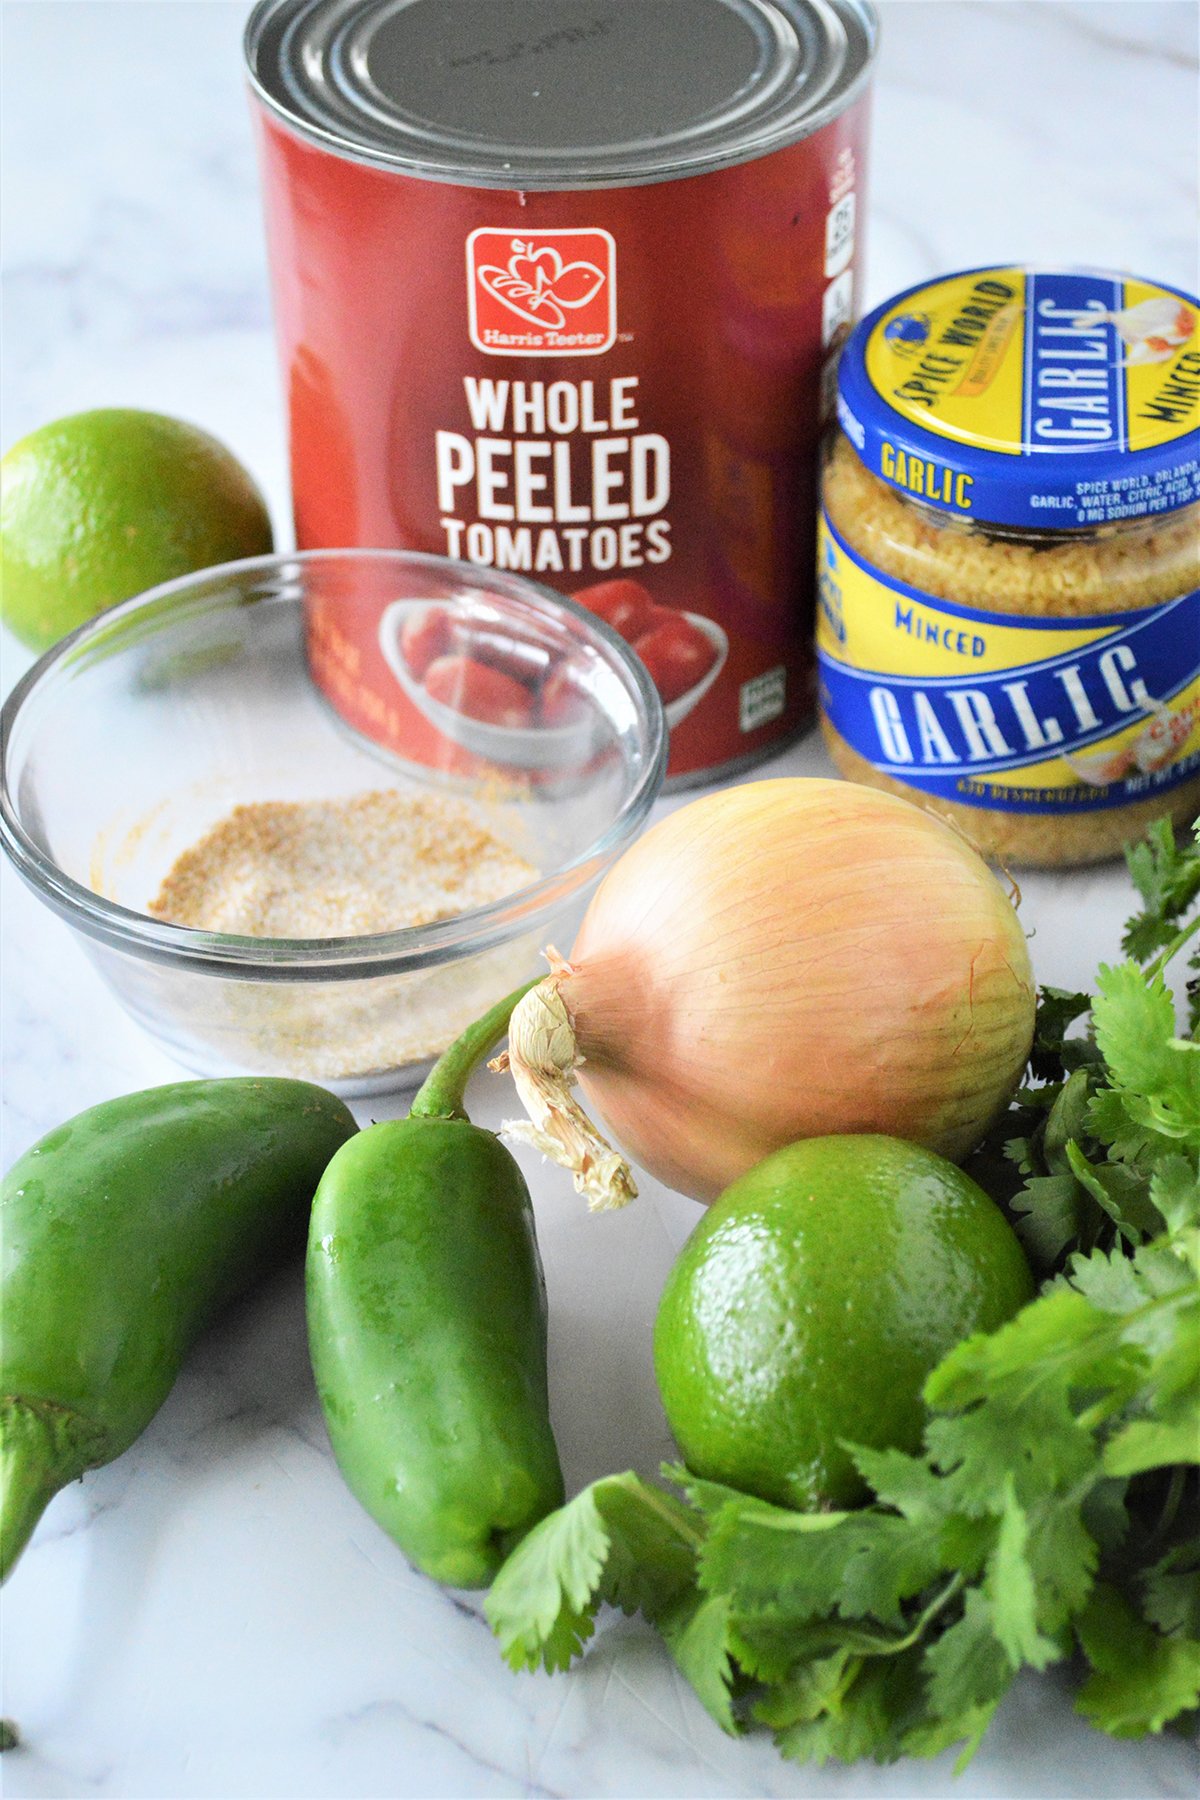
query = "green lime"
(0, 409, 273, 651)
(654, 1135, 1034, 1509)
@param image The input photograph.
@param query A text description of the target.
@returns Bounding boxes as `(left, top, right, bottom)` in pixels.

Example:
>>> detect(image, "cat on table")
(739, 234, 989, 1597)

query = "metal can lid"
(837, 265, 1200, 530)
(245, 0, 876, 188)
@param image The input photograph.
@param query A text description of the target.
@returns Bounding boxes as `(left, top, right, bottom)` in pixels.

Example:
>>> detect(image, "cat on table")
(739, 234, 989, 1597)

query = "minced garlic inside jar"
(818, 264, 1200, 868)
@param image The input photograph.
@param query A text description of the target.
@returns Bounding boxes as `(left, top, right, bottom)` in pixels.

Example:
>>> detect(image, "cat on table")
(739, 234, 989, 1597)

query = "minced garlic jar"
(818, 265, 1200, 866)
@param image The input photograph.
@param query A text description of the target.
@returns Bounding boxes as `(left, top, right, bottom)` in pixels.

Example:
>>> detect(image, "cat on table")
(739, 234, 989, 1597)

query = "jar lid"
(245, 0, 876, 190)
(836, 265, 1200, 529)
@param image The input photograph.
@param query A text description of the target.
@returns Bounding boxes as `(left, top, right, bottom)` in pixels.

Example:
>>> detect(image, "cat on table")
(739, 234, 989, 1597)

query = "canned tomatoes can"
(246, 0, 877, 785)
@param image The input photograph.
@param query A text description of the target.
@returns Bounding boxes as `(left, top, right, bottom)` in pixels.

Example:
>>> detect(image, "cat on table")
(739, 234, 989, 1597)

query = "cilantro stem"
(1146, 910, 1200, 983)
(1149, 1464, 1187, 1543)
(635, 1478, 707, 1553)
(805, 1571, 967, 1660)
(889, 1571, 965, 1653)
(1075, 1389, 1138, 1434)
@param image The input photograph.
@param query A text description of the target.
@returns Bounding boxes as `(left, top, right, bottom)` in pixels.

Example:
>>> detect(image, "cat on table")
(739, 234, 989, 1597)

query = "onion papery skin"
(557, 780, 1036, 1205)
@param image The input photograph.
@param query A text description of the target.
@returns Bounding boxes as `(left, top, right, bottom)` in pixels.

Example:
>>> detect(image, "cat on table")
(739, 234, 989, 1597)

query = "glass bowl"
(0, 551, 666, 1095)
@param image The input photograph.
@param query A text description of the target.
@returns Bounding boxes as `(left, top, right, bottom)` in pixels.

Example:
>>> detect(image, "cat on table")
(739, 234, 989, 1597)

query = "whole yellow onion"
(500, 779, 1036, 1208)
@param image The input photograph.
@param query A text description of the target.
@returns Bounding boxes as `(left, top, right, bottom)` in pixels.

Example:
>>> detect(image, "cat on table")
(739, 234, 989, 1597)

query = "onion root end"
(492, 978, 637, 1213)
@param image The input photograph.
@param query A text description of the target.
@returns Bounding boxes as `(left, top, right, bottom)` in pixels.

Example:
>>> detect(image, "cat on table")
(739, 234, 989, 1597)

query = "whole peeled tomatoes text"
(436, 378, 672, 580)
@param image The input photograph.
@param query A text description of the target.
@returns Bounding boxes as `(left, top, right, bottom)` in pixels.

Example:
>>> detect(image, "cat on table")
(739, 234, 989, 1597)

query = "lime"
(0, 409, 273, 651)
(654, 1136, 1034, 1509)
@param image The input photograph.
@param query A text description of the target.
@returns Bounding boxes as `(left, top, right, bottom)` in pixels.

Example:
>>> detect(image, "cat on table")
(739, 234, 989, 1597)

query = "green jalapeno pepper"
(0, 1078, 357, 1582)
(306, 982, 563, 1588)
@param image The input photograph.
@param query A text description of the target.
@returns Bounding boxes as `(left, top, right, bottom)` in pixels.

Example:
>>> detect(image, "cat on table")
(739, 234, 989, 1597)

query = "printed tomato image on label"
(467, 229, 617, 358)
(816, 510, 1200, 814)
(571, 577, 728, 725)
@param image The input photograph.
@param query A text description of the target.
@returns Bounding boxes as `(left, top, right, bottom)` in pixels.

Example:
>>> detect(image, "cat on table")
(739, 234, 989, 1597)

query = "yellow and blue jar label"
(817, 509, 1200, 813)
(838, 267, 1200, 529)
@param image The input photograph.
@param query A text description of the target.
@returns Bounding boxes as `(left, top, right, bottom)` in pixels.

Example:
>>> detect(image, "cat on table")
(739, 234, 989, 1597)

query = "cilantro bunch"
(977, 819, 1200, 1271)
(486, 819, 1200, 1769)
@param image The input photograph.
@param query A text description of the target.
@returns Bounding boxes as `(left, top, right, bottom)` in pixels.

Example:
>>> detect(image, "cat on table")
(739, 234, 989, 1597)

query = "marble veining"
(2, 2, 1198, 1795)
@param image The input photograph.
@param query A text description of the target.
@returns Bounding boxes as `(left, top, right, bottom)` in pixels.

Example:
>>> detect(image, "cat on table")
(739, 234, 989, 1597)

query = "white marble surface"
(2, 2, 1199, 1795)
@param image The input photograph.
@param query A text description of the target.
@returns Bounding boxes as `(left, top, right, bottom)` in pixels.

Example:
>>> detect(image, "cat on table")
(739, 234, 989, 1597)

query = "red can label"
(256, 99, 871, 781)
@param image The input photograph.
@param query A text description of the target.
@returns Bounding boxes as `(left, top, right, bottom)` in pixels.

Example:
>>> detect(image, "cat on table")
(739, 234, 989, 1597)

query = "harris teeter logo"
(467, 229, 617, 357)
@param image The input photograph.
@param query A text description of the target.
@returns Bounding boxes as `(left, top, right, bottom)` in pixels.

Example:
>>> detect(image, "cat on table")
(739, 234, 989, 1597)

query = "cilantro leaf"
(1092, 961, 1200, 1144)
(1063, 1139, 1165, 1243)
(484, 1471, 696, 1672)
(1141, 1540, 1200, 1638)
(595, 1477, 700, 1620)
(1150, 1154, 1200, 1234)
(1022, 1492, 1099, 1633)
(1105, 1415, 1199, 1477)
(1009, 1171, 1094, 1265)
(1066, 1243, 1153, 1313)
(984, 1484, 1061, 1670)
(922, 1587, 1015, 1718)
(1122, 818, 1200, 964)
(1029, 988, 1094, 1083)
(839, 1449, 953, 1625)
(771, 1651, 927, 1769)
(484, 1481, 608, 1672)
(658, 1590, 739, 1733)
(900, 1698, 998, 1771)
(698, 1500, 855, 1618)
(1075, 1583, 1200, 1737)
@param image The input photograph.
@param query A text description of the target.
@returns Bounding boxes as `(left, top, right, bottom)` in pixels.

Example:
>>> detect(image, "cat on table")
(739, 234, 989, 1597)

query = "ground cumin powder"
(149, 789, 535, 937)
(148, 789, 537, 1081)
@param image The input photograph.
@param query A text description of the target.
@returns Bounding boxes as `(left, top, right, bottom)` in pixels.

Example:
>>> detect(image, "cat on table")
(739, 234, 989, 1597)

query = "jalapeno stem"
(0, 1397, 103, 1583)
(409, 977, 541, 1122)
